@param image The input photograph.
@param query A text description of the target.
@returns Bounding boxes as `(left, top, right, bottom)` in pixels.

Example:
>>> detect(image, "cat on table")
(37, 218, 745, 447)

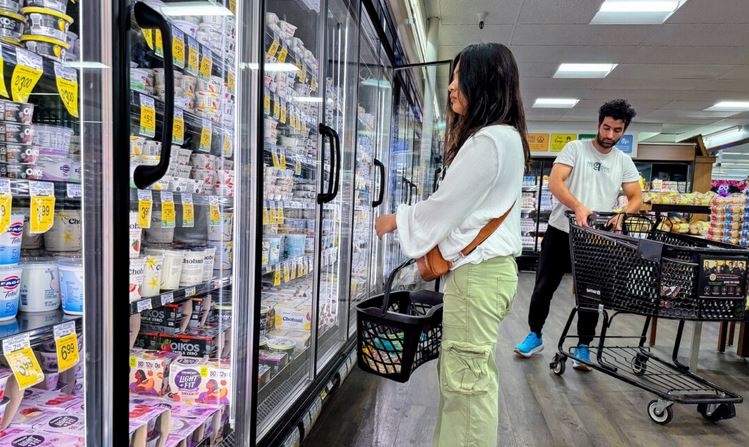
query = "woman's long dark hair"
(444, 43, 531, 170)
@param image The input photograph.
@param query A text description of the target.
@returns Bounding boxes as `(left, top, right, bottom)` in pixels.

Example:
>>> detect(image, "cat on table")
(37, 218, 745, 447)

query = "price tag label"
(0, 194, 11, 233)
(277, 46, 288, 63)
(209, 196, 220, 227)
(295, 159, 302, 176)
(280, 150, 287, 170)
(137, 299, 152, 312)
(29, 181, 55, 234)
(0, 51, 9, 98)
(272, 95, 280, 119)
(154, 29, 164, 58)
(11, 49, 43, 103)
(54, 62, 79, 118)
(173, 108, 184, 145)
(187, 37, 200, 75)
(66, 183, 81, 199)
(311, 76, 318, 92)
(181, 193, 194, 228)
(161, 292, 174, 306)
(3, 334, 44, 390)
(263, 95, 271, 115)
(185, 286, 197, 297)
(199, 119, 212, 152)
(271, 150, 280, 169)
(227, 70, 236, 93)
(222, 132, 233, 158)
(199, 46, 213, 80)
(139, 94, 156, 138)
(283, 263, 290, 282)
(53, 321, 79, 372)
(268, 204, 277, 224)
(137, 189, 153, 229)
(262, 202, 269, 225)
(173, 27, 186, 68)
(229, 0, 236, 13)
(143, 29, 154, 50)
(277, 206, 285, 225)
(160, 191, 175, 228)
(267, 39, 280, 58)
(280, 103, 287, 124)
(273, 266, 281, 286)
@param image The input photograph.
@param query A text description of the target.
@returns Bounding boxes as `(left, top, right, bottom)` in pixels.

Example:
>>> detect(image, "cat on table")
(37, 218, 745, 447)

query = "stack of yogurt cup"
(19, 0, 73, 62)
(0, 2, 25, 46)
(0, 98, 37, 180)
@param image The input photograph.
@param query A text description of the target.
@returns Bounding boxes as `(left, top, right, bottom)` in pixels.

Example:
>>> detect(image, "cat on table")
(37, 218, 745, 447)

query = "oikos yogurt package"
(0, 264, 22, 320)
(0, 214, 23, 265)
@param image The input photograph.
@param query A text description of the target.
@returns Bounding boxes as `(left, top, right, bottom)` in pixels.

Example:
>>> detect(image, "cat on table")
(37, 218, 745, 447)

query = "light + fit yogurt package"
(168, 357, 231, 405)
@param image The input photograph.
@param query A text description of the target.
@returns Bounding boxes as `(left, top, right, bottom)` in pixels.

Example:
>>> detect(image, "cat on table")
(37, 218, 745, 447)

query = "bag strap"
(461, 201, 516, 257)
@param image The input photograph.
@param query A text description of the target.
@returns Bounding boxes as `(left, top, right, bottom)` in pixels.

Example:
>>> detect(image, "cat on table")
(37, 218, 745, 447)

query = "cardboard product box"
(141, 304, 184, 326)
(0, 427, 84, 447)
(167, 358, 231, 406)
(30, 412, 86, 437)
(258, 349, 288, 374)
(17, 389, 84, 416)
(273, 305, 311, 331)
(158, 331, 220, 358)
(129, 396, 172, 447)
(129, 349, 182, 397)
(135, 330, 163, 351)
(133, 396, 222, 447)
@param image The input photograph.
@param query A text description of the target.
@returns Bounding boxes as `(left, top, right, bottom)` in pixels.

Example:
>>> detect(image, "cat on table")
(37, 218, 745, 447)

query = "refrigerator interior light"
(293, 97, 323, 103)
(161, 1, 233, 17)
(62, 61, 110, 69)
(359, 78, 391, 89)
(245, 62, 299, 72)
(591, 0, 688, 24)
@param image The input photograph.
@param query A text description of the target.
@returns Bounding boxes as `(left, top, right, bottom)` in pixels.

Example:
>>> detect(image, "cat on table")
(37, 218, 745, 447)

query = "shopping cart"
(356, 259, 443, 382)
(550, 212, 746, 424)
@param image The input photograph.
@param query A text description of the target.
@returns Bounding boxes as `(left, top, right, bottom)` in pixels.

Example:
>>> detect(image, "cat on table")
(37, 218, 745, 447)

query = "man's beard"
(597, 134, 620, 149)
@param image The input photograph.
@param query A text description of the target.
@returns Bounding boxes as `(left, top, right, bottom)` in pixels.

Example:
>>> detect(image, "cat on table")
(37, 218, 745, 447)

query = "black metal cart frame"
(550, 212, 746, 424)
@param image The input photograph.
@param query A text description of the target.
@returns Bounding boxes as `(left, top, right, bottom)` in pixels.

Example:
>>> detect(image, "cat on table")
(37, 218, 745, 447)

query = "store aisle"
(303, 272, 749, 447)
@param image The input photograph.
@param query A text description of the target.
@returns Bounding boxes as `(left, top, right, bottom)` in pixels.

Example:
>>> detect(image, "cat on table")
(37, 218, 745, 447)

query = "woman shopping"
(375, 42, 530, 447)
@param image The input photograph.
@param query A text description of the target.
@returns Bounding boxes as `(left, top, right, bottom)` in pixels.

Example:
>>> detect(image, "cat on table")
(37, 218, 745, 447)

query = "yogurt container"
(23, 0, 68, 14)
(0, 161, 43, 179)
(129, 211, 142, 258)
(38, 156, 75, 181)
(140, 253, 163, 297)
(0, 368, 10, 399)
(144, 248, 183, 290)
(0, 99, 34, 124)
(129, 256, 146, 302)
(0, 214, 23, 264)
(144, 210, 174, 244)
(0, 122, 33, 144)
(178, 250, 204, 287)
(0, 264, 22, 320)
(20, 33, 68, 61)
(22, 6, 73, 42)
(259, 305, 269, 338)
(43, 209, 81, 252)
(208, 240, 232, 272)
(37, 349, 57, 372)
(32, 124, 72, 150)
(201, 246, 215, 282)
(2, 143, 38, 163)
(19, 259, 59, 312)
(57, 259, 82, 314)
(207, 211, 232, 241)
(0, 9, 25, 41)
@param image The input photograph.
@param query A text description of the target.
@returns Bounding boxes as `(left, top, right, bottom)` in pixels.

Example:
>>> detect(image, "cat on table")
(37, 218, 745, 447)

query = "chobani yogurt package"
(0, 427, 84, 447)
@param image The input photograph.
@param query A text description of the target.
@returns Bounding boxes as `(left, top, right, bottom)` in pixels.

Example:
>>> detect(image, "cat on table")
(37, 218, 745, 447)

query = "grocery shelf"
(130, 90, 232, 139)
(130, 276, 232, 315)
(5, 180, 82, 203)
(130, 188, 233, 207)
(0, 310, 82, 347)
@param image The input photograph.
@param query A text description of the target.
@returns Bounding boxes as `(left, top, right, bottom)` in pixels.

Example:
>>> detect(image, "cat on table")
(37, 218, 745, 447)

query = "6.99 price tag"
(53, 321, 79, 373)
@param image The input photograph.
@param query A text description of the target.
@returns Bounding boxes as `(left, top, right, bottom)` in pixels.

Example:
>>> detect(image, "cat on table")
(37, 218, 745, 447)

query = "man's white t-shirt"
(548, 139, 640, 233)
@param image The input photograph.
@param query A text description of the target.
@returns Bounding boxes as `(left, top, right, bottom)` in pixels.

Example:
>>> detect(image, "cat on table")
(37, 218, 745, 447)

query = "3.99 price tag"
(181, 193, 194, 228)
(187, 37, 200, 75)
(138, 189, 153, 229)
(29, 181, 55, 234)
(54, 62, 79, 118)
(160, 191, 175, 229)
(139, 94, 156, 138)
(199, 45, 213, 80)
(11, 48, 43, 103)
(53, 321, 79, 372)
(3, 333, 44, 390)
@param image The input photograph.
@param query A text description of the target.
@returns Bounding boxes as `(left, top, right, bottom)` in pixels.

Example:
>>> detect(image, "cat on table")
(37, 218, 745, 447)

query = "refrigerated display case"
(124, 1, 241, 446)
(518, 157, 557, 267)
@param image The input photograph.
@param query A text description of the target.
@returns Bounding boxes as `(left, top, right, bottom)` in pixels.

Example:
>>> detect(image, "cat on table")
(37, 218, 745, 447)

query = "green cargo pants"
(433, 255, 518, 447)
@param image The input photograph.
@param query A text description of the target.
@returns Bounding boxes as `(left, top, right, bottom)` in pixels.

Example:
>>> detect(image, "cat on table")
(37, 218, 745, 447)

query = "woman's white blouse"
(395, 124, 524, 269)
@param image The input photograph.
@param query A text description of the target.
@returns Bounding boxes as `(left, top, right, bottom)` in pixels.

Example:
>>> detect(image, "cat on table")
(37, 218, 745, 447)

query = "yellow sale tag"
(280, 104, 287, 124)
(268, 206, 277, 224)
(54, 63, 79, 118)
(11, 50, 43, 103)
(143, 29, 154, 50)
(262, 205, 269, 225)
(283, 264, 290, 282)
(199, 121, 212, 152)
(129, 355, 136, 368)
(277, 47, 288, 63)
(199, 48, 213, 79)
(55, 332, 79, 373)
(295, 159, 302, 175)
(139, 94, 156, 138)
(182, 202, 194, 228)
(209, 202, 220, 226)
(311, 76, 318, 92)
(0, 194, 11, 232)
(173, 108, 184, 145)
(227, 71, 236, 93)
(154, 29, 164, 58)
(187, 38, 199, 75)
(161, 201, 175, 229)
(29, 195, 54, 234)
(6, 347, 44, 389)
(273, 267, 281, 286)
(300, 66, 307, 83)
(267, 39, 280, 58)
(139, 199, 153, 229)
(263, 95, 271, 115)
(273, 97, 280, 118)
(0, 52, 7, 98)
(173, 28, 186, 68)
(271, 151, 280, 168)
(277, 207, 284, 225)
(280, 152, 287, 170)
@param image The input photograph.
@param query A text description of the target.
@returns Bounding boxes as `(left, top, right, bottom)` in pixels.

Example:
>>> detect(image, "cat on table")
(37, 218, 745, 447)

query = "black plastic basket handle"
(380, 259, 415, 313)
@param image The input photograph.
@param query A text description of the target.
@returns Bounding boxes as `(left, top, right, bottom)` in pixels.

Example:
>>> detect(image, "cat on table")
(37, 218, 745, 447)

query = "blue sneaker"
(514, 332, 543, 358)
(572, 344, 592, 371)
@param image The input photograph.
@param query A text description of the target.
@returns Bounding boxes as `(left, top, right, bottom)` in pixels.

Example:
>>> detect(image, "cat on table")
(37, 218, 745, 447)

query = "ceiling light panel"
(705, 101, 749, 112)
(553, 63, 617, 78)
(590, 0, 688, 25)
(533, 98, 580, 108)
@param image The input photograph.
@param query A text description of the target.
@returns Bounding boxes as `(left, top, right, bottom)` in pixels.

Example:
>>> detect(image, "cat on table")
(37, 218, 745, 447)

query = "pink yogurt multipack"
(0, 427, 84, 447)
(167, 357, 231, 406)
(129, 349, 181, 396)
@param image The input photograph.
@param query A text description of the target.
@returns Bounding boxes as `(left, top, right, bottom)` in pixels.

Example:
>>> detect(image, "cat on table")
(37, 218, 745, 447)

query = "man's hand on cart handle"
(607, 213, 624, 232)
(574, 206, 593, 227)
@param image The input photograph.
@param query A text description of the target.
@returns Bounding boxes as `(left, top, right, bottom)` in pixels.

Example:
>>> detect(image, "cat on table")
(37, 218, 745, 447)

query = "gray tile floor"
(303, 272, 749, 447)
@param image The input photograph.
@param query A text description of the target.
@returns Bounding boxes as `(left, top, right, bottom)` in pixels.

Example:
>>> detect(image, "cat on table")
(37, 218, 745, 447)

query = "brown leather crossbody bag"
(416, 202, 515, 281)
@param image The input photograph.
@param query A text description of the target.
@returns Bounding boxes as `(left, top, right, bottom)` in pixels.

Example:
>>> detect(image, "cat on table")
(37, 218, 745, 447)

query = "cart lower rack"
(550, 213, 746, 424)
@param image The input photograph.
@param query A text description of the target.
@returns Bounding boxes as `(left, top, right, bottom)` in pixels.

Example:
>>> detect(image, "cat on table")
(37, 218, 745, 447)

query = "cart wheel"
(550, 354, 566, 376)
(648, 400, 673, 425)
(697, 403, 736, 422)
(632, 354, 648, 376)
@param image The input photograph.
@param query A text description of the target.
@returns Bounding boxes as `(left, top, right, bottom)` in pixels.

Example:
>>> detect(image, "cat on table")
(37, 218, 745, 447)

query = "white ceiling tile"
(646, 23, 749, 46)
(510, 24, 651, 46)
(510, 45, 637, 63)
(627, 46, 749, 65)
(606, 64, 734, 80)
(517, 0, 602, 24)
(437, 0, 524, 25)
(718, 66, 749, 80)
(437, 24, 515, 46)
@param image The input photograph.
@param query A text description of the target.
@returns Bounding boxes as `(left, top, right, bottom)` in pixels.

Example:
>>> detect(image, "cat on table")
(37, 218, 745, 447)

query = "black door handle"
(132, 1, 174, 189)
(317, 123, 336, 203)
(410, 183, 418, 204)
(331, 127, 341, 199)
(372, 158, 384, 208)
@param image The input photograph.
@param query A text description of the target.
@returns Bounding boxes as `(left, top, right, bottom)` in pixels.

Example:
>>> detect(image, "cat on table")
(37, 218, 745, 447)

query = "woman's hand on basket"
(375, 214, 397, 239)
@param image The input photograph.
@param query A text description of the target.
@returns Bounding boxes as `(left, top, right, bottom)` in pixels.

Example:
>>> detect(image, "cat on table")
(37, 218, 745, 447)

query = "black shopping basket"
(356, 259, 443, 382)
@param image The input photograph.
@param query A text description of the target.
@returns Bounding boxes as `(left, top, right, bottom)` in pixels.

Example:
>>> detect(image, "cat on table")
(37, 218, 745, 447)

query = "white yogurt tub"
(144, 248, 183, 290)
(23, 0, 67, 14)
(202, 246, 215, 282)
(0, 264, 21, 320)
(178, 250, 204, 287)
(19, 259, 59, 312)
(140, 253, 163, 297)
(0, 9, 24, 41)
(128, 256, 145, 303)
(21, 6, 73, 42)
(43, 209, 81, 252)
(57, 258, 82, 314)
(0, 214, 22, 265)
